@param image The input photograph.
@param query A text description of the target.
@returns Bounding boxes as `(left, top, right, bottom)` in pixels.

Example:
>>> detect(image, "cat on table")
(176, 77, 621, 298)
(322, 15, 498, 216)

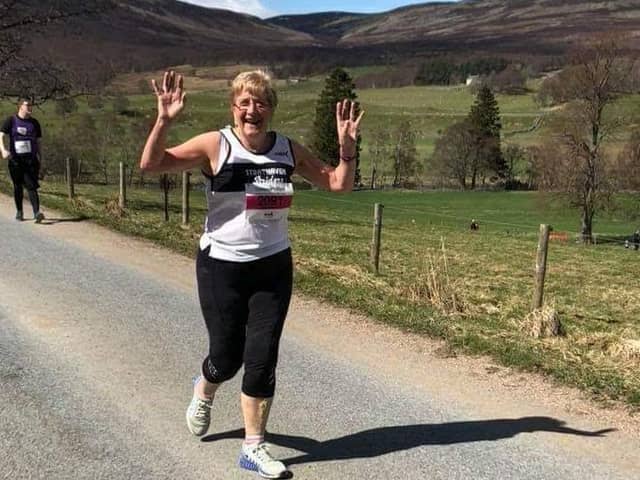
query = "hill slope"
(342, 0, 640, 53)
(19, 0, 640, 81)
(24, 0, 314, 74)
(271, 0, 640, 54)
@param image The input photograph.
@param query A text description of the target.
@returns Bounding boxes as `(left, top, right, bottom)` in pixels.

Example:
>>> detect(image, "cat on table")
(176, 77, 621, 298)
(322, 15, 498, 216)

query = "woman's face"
(232, 89, 273, 138)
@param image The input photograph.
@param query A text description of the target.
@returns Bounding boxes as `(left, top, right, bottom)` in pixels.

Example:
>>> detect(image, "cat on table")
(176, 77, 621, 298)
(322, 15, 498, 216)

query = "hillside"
(340, 0, 640, 53)
(267, 11, 368, 42)
(16, 0, 640, 84)
(23, 0, 314, 75)
(271, 0, 640, 54)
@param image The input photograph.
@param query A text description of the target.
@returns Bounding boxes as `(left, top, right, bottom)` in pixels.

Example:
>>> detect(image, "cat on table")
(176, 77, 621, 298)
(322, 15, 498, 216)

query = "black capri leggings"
(196, 246, 293, 398)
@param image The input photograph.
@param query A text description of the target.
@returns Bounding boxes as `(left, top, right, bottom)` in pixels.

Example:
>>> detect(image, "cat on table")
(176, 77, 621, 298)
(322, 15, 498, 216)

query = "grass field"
(3, 173, 639, 408)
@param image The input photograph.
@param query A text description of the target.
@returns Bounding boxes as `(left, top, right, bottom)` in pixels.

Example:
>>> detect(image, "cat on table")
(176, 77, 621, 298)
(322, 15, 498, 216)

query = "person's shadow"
(202, 417, 615, 466)
(38, 216, 87, 225)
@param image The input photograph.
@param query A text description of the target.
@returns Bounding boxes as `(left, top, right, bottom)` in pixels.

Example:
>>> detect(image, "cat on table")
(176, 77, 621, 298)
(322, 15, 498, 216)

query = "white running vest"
(199, 127, 295, 262)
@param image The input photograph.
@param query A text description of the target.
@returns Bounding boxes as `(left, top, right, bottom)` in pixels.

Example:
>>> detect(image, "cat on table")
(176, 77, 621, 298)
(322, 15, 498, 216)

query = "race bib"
(245, 183, 293, 222)
(14, 140, 31, 154)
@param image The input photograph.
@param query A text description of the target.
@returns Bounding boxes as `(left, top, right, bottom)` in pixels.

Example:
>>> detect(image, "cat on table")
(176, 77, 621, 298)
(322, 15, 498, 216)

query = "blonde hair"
(230, 70, 278, 109)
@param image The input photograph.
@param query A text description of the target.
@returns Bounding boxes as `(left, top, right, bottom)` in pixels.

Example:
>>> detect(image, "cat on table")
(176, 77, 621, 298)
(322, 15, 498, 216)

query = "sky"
(180, 0, 453, 19)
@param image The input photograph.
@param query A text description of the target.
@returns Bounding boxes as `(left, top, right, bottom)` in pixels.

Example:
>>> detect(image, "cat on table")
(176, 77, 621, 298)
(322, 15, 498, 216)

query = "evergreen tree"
(312, 68, 361, 185)
(468, 85, 506, 181)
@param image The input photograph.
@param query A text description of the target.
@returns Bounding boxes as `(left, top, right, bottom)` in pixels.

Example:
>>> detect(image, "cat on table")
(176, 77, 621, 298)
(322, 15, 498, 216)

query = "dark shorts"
(8, 156, 40, 190)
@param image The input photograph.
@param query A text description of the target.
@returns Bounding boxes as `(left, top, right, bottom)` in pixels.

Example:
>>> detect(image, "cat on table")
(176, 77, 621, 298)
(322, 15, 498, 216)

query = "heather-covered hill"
(271, 0, 640, 54)
(16, 0, 640, 83)
(22, 0, 314, 74)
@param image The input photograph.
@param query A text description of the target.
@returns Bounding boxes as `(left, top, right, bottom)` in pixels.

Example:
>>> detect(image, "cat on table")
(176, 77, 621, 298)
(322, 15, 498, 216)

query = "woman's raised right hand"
(152, 70, 186, 121)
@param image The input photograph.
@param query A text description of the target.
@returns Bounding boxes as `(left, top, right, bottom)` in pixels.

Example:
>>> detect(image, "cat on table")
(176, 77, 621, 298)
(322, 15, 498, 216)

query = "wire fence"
(4, 166, 640, 308)
(297, 190, 640, 245)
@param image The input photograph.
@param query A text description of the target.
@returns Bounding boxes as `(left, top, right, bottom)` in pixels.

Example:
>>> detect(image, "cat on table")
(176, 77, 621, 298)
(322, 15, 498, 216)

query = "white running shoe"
(185, 379, 213, 436)
(238, 442, 291, 479)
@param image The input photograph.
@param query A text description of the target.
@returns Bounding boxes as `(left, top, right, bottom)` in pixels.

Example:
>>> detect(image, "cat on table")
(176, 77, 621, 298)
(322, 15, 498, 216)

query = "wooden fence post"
(370, 203, 383, 274)
(532, 224, 551, 311)
(162, 174, 169, 221)
(119, 162, 126, 209)
(65, 157, 74, 199)
(182, 171, 190, 226)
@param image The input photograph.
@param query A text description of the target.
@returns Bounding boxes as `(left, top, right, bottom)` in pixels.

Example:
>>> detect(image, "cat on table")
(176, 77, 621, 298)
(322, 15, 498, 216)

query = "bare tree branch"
(534, 35, 629, 243)
(0, 0, 114, 101)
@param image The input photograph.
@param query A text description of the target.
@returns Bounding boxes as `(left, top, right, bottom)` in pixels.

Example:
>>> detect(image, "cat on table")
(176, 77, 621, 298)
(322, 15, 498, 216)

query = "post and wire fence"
(53, 161, 195, 224)
(368, 202, 554, 311)
(289, 189, 639, 326)
(182, 171, 190, 226)
(65, 157, 74, 200)
(532, 224, 551, 311)
(371, 203, 383, 274)
(12, 167, 640, 325)
(119, 162, 126, 209)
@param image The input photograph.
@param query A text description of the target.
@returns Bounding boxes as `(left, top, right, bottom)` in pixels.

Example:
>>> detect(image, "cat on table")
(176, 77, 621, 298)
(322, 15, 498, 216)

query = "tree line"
(354, 57, 543, 95)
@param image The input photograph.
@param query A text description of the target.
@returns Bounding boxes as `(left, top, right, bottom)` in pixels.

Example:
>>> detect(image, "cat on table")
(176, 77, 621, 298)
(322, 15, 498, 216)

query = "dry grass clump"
(295, 256, 388, 290)
(523, 305, 563, 338)
(573, 333, 640, 371)
(69, 197, 89, 210)
(608, 339, 640, 361)
(480, 303, 500, 314)
(403, 240, 464, 315)
(104, 196, 127, 218)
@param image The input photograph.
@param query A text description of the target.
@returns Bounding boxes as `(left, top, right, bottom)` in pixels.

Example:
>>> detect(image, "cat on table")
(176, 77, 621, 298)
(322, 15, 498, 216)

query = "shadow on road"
(37, 216, 88, 225)
(202, 417, 615, 466)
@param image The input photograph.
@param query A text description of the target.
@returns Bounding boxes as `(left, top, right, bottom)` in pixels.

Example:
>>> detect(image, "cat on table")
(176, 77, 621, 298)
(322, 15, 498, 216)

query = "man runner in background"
(1, 98, 45, 222)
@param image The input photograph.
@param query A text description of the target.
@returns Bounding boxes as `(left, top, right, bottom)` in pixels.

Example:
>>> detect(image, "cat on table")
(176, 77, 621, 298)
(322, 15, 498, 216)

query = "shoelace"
(193, 398, 212, 421)
(251, 443, 276, 464)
